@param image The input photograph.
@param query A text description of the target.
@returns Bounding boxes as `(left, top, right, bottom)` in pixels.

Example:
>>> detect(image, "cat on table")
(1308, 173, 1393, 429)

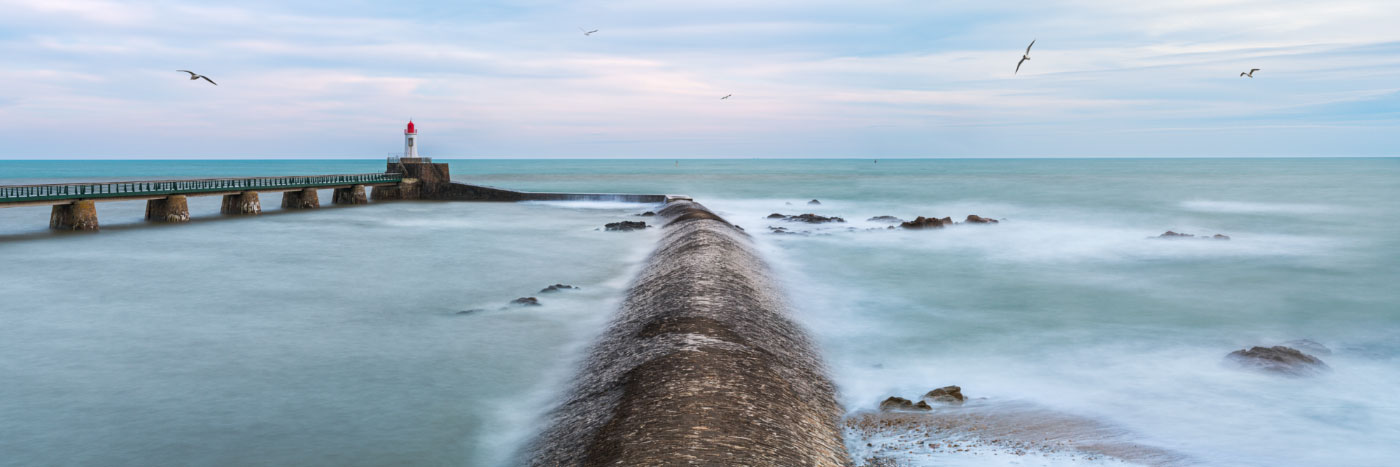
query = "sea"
(1, 158, 1397, 466)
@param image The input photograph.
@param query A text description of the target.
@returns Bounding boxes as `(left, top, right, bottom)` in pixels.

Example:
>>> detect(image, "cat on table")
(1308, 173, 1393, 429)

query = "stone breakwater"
(529, 200, 850, 466)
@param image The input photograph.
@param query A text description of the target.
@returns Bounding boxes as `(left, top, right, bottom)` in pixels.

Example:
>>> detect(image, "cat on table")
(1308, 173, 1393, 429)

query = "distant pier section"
(0, 158, 677, 232)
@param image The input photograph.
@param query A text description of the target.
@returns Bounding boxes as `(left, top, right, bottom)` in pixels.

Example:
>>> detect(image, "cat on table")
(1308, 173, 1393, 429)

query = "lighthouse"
(403, 120, 420, 159)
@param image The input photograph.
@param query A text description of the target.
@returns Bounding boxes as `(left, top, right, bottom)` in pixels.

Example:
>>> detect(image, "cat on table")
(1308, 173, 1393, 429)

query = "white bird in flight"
(1015, 39, 1035, 75)
(579, 27, 598, 36)
(177, 70, 217, 85)
(1240, 68, 1260, 78)
(721, 94, 732, 100)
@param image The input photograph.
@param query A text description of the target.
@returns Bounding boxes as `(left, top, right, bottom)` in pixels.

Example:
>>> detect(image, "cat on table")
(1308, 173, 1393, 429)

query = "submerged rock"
(1282, 339, 1332, 356)
(1158, 230, 1230, 240)
(457, 308, 487, 315)
(900, 216, 953, 229)
(768, 226, 803, 235)
(539, 284, 578, 293)
(867, 216, 905, 223)
(922, 385, 965, 404)
(964, 215, 998, 224)
(605, 221, 649, 231)
(1226, 346, 1330, 376)
(510, 297, 542, 306)
(768, 213, 845, 223)
(789, 213, 845, 223)
(636, 211, 656, 217)
(879, 396, 932, 412)
(808, 199, 822, 205)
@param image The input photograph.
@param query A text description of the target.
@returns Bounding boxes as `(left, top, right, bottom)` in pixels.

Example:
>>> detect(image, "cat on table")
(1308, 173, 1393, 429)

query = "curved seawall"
(529, 201, 850, 466)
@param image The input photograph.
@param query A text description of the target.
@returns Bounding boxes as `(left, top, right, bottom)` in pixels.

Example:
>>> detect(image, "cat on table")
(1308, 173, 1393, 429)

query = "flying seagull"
(1015, 39, 1035, 75)
(1240, 68, 1260, 78)
(721, 94, 732, 99)
(579, 27, 598, 36)
(177, 70, 217, 85)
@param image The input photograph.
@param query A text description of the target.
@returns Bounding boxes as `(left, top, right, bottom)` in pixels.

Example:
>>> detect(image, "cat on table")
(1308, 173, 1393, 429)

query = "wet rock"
(636, 211, 656, 217)
(808, 199, 822, 205)
(1282, 339, 1332, 356)
(922, 385, 965, 404)
(510, 297, 542, 306)
(867, 216, 904, 223)
(604, 221, 648, 231)
(1226, 346, 1330, 376)
(900, 216, 953, 229)
(965, 214, 999, 224)
(862, 457, 900, 467)
(768, 226, 802, 235)
(767, 213, 787, 219)
(788, 213, 845, 223)
(539, 284, 578, 293)
(1158, 231, 1230, 240)
(879, 396, 932, 412)
(457, 309, 487, 315)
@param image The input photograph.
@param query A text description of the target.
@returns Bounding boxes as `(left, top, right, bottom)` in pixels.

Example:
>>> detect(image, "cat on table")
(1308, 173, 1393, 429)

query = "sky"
(0, 0, 1397, 159)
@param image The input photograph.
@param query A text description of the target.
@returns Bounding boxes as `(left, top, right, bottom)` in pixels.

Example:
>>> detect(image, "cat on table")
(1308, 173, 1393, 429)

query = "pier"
(0, 159, 676, 231)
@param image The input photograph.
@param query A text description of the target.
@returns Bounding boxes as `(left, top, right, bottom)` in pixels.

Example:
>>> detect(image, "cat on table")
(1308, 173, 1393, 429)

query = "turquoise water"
(2, 158, 1398, 466)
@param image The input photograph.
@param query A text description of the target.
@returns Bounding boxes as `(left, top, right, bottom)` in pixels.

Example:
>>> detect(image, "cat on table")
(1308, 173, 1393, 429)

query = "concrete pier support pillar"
(281, 188, 320, 209)
(220, 191, 262, 215)
(370, 179, 421, 201)
(50, 200, 99, 231)
(332, 185, 368, 205)
(145, 195, 191, 223)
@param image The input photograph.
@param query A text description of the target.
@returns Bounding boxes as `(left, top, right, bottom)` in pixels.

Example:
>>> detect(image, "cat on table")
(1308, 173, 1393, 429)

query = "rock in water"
(767, 213, 787, 219)
(1159, 230, 1195, 238)
(636, 211, 656, 217)
(922, 385, 965, 404)
(788, 213, 845, 223)
(539, 284, 578, 293)
(964, 214, 998, 224)
(529, 201, 849, 466)
(604, 221, 648, 231)
(510, 297, 541, 306)
(1226, 346, 1330, 376)
(1213, 234, 1231, 240)
(808, 199, 822, 205)
(867, 216, 904, 223)
(879, 397, 932, 412)
(900, 216, 953, 229)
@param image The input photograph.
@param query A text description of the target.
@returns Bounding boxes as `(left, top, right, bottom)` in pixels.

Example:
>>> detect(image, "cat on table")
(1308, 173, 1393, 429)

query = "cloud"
(0, 0, 1396, 157)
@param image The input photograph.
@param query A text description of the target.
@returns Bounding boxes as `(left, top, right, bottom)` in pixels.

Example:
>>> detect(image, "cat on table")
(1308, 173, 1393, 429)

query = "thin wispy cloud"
(0, 0, 1396, 158)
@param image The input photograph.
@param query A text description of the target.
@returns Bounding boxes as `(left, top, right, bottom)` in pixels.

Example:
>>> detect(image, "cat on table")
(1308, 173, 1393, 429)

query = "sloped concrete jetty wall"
(434, 181, 668, 203)
(530, 201, 850, 466)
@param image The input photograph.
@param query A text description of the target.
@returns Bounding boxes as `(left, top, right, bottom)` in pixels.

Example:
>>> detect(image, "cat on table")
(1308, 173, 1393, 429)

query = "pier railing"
(0, 173, 403, 203)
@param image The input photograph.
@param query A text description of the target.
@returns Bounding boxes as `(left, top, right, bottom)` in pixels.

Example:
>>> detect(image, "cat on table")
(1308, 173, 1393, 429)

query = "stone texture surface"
(145, 195, 191, 223)
(50, 200, 99, 231)
(922, 385, 966, 404)
(220, 192, 262, 215)
(388, 161, 451, 198)
(1226, 346, 1330, 376)
(530, 201, 849, 466)
(901, 216, 953, 229)
(332, 185, 368, 205)
(281, 188, 320, 209)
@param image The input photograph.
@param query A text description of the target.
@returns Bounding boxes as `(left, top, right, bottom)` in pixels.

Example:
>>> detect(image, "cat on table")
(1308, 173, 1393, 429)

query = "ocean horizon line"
(1, 155, 1396, 161)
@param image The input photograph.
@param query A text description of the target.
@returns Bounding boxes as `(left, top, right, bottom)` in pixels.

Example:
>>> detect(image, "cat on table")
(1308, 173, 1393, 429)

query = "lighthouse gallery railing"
(0, 173, 403, 202)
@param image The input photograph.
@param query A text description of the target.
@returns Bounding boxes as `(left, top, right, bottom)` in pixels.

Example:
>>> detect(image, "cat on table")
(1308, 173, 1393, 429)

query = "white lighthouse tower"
(403, 120, 420, 159)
